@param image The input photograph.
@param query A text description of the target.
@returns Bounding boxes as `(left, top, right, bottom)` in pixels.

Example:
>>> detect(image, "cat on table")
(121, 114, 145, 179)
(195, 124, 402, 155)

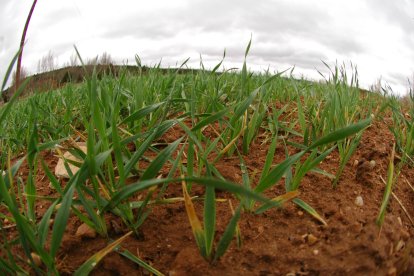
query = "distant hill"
(1, 64, 201, 103)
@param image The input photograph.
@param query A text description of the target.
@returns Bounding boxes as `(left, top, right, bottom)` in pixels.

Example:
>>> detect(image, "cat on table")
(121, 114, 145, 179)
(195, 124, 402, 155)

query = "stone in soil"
(54, 143, 87, 179)
(75, 223, 97, 239)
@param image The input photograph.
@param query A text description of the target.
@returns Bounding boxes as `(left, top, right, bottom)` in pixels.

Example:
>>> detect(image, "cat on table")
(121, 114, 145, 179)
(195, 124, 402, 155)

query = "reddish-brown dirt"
(1, 118, 414, 275)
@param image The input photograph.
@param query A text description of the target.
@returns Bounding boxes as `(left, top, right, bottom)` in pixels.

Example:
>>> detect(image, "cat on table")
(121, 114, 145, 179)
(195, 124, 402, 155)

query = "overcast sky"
(1, 0, 413, 95)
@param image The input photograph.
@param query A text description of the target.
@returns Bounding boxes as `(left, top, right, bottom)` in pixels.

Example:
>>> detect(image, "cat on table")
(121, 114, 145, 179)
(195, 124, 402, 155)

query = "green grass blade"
(376, 145, 395, 226)
(308, 118, 371, 150)
(38, 201, 58, 248)
(293, 198, 327, 226)
(204, 182, 216, 258)
(214, 205, 241, 261)
(255, 190, 299, 214)
(0, 78, 30, 123)
(74, 231, 132, 276)
(50, 183, 76, 258)
(255, 151, 305, 193)
(103, 176, 272, 213)
(118, 249, 165, 276)
(140, 138, 182, 180)
(258, 133, 278, 183)
(120, 102, 165, 125)
(1, 49, 21, 93)
(191, 109, 228, 132)
(124, 129, 158, 176)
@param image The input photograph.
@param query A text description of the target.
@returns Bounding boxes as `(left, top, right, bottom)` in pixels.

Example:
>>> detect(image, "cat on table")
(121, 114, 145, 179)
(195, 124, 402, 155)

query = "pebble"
(401, 230, 410, 241)
(313, 249, 319, 255)
(297, 211, 304, 216)
(110, 220, 123, 234)
(48, 182, 55, 189)
(302, 233, 318, 245)
(396, 240, 405, 252)
(387, 267, 397, 276)
(75, 223, 97, 239)
(30, 252, 42, 266)
(307, 234, 318, 245)
(354, 196, 364, 207)
(353, 160, 359, 167)
(369, 160, 376, 169)
(54, 144, 87, 179)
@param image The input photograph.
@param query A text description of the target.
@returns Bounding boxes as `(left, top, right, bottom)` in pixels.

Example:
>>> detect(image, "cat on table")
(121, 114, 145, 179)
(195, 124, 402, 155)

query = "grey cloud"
(0, 0, 413, 95)
(366, 0, 414, 31)
(366, 0, 414, 45)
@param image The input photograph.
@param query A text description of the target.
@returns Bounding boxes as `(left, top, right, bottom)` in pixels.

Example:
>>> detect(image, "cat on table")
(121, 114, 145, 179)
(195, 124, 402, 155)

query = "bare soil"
(2, 118, 414, 275)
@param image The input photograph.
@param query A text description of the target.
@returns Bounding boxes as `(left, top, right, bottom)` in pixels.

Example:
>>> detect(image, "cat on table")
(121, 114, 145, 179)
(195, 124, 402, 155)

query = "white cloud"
(0, 0, 413, 94)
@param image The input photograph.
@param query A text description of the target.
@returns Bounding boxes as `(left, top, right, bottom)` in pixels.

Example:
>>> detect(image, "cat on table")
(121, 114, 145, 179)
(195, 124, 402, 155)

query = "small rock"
(76, 223, 97, 239)
(401, 230, 410, 241)
(387, 266, 397, 276)
(30, 252, 42, 266)
(48, 182, 55, 189)
(302, 233, 318, 245)
(353, 160, 359, 167)
(297, 211, 304, 216)
(55, 203, 62, 211)
(369, 160, 376, 169)
(313, 249, 319, 255)
(110, 220, 123, 234)
(55, 144, 87, 179)
(396, 240, 405, 252)
(307, 234, 318, 245)
(354, 196, 364, 207)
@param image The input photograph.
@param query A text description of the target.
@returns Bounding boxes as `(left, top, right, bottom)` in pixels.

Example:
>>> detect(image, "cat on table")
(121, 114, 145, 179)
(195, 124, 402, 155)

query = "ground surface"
(2, 116, 414, 276)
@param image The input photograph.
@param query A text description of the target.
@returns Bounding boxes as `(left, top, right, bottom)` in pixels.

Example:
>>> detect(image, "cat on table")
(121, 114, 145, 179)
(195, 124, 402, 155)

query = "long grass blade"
(74, 231, 132, 276)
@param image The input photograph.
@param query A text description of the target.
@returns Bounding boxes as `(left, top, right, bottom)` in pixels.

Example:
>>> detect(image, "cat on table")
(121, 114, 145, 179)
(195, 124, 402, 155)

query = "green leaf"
(204, 184, 216, 257)
(38, 201, 58, 248)
(293, 198, 327, 226)
(255, 151, 305, 193)
(255, 190, 299, 214)
(120, 102, 165, 125)
(74, 231, 132, 276)
(103, 177, 272, 213)
(141, 138, 182, 180)
(308, 118, 371, 150)
(191, 108, 228, 132)
(118, 249, 164, 276)
(376, 145, 395, 226)
(214, 205, 241, 260)
(0, 78, 30, 123)
(258, 132, 278, 183)
(50, 183, 76, 258)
